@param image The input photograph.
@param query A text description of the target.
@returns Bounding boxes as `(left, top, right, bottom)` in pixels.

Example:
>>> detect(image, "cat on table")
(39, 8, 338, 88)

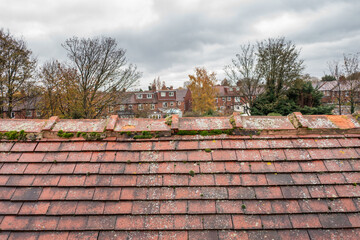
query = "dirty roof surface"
(0, 113, 360, 239)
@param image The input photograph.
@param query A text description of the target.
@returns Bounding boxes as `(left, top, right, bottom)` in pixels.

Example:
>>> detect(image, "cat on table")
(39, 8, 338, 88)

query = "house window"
(128, 105, 133, 110)
(169, 92, 174, 97)
(160, 92, 166, 97)
(227, 97, 231, 101)
(109, 106, 114, 112)
(236, 87, 240, 91)
(36, 111, 41, 117)
(26, 110, 32, 117)
(235, 97, 241, 103)
(137, 94, 143, 99)
(120, 105, 125, 111)
(222, 97, 226, 102)
(138, 104, 143, 110)
(163, 102, 168, 108)
(151, 104, 155, 110)
(11, 112, 15, 118)
(170, 102, 175, 107)
(147, 94, 152, 99)
(229, 88, 233, 91)
(178, 101, 181, 106)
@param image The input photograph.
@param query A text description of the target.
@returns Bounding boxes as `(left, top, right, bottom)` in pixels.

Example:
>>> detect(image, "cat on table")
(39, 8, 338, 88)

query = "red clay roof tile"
(0, 114, 360, 236)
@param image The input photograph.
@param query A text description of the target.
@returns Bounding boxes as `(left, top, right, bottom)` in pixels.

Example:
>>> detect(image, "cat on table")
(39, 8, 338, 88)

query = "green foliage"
(133, 131, 154, 139)
(251, 79, 334, 116)
(177, 129, 233, 136)
(321, 75, 336, 81)
(241, 204, 246, 209)
(1, 130, 27, 140)
(267, 112, 282, 116)
(57, 130, 74, 138)
(204, 148, 212, 153)
(229, 116, 236, 128)
(177, 130, 198, 135)
(189, 170, 195, 177)
(165, 116, 172, 126)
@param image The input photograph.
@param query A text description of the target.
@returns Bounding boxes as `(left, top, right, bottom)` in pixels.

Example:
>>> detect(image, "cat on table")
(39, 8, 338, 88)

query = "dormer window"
(137, 94, 143, 99)
(147, 94, 152, 99)
(160, 92, 166, 97)
(169, 92, 174, 97)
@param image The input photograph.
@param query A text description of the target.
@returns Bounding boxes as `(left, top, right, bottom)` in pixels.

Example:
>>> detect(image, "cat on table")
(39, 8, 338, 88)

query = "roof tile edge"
(1, 112, 360, 140)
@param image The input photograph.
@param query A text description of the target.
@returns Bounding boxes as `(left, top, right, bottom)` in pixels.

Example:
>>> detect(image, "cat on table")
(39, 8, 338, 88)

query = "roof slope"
(0, 113, 360, 239)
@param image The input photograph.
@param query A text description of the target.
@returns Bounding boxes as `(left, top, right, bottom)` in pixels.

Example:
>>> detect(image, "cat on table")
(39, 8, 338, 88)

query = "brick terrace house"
(1, 96, 41, 119)
(214, 85, 251, 115)
(115, 88, 191, 118)
(0, 112, 359, 238)
(314, 80, 360, 114)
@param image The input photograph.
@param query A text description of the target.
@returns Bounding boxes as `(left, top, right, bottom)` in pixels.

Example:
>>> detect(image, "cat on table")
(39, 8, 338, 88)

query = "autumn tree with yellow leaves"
(188, 67, 218, 115)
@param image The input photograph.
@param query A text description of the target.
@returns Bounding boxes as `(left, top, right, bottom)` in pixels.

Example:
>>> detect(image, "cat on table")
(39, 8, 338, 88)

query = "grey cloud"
(0, 0, 359, 88)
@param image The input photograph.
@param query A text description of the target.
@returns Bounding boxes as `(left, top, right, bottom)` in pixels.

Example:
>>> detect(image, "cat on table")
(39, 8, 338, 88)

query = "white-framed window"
(120, 105, 125, 111)
(227, 97, 231, 101)
(160, 92, 166, 97)
(147, 94, 152, 99)
(151, 104, 155, 110)
(235, 97, 241, 103)
(236, 87, 240, 91)
(170, 102, 175, 107)
(222, 97, 226, 102)
(138, 104, 143, 110)
(128, 105, 133, 110)
(229, 88, 233, 91)
(162, 102, 168, 108)
(178, 101, 181, 106)
(169, 92, 174, 97)
(26, 110, 32, 117)
(136, 94, 143, 99)
(11, 112, 15, 118)
(36, 111, 41, 117)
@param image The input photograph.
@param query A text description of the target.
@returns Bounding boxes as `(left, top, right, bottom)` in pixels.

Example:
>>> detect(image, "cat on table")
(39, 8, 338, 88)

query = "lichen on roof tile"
(179, 117, 232, 131)
(240, 116, 295, 130)
(0, 119, 47, 132)
(52, 119, 107, 132)
(114, 118, 170, 132)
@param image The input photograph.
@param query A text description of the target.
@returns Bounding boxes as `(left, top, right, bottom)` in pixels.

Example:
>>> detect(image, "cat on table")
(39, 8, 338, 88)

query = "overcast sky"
(1, 0, 359, 89)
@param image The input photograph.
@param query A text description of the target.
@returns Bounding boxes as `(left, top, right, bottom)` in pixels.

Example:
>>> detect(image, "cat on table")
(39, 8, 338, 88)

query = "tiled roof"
(0, 113, 360, 239)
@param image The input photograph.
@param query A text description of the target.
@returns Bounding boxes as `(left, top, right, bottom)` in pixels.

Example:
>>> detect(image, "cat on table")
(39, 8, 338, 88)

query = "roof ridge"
(0, 112, 360, 141)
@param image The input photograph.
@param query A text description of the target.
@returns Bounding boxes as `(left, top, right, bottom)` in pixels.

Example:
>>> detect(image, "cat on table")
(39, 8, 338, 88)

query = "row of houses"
(313, 80, 360, 114)
(111, 86, 250, 118)
(6, 79, 360, 119)
(4, 85, 252, 119)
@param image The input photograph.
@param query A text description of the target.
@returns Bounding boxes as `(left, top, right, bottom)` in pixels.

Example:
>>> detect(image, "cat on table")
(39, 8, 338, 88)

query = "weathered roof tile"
(0, 114, 360, 236)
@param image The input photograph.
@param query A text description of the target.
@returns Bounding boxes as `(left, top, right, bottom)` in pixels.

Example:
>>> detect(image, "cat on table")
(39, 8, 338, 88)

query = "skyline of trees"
(1, 28, 359, 118)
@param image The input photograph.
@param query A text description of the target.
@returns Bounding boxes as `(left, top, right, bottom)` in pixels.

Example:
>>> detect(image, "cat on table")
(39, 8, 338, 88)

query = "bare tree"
(343, 53, 359, 113)
(62, 36, 141, 118)
(0, 29, 36, 118)
(224, 43, 263, 114)
(256, 37, 304, 99)
(328, 53, 360, 115)
(38, 60, 81, 118)
(328, 60, 343, 114)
